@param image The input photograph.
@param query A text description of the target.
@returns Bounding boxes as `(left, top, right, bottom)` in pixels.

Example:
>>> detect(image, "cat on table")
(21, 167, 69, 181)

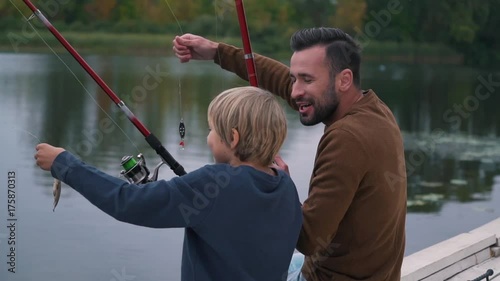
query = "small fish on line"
(53, 178, 61, 212)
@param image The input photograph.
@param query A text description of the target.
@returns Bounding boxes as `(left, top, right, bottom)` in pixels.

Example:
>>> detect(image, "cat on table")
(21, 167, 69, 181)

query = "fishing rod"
(234, 0, 258, 87)
(21, 0, 187, 182)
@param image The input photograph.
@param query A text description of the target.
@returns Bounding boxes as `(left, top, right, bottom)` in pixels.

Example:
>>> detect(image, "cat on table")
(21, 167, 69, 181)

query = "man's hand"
(271, 154, 290, 175)
(34, 143, 65, 171)
(172, 33, 219, 63)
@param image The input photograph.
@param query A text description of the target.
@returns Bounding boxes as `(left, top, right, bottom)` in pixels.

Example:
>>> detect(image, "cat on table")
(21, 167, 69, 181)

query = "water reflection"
(365, 63, 500, 136)
(362, 63, 500, 214)
(0, 52, 499, 280)
(403, 133, 500, 213)
(3, 52, 500, 215)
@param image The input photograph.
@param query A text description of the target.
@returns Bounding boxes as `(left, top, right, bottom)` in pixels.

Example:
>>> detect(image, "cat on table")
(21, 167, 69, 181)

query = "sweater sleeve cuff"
(214, 42, 240, 66)
(50, 151, 79, 181)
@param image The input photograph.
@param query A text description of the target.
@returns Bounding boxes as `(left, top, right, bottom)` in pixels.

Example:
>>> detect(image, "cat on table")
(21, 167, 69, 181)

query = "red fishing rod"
(22, 0, 186, 179)
(234, 0, 258, 87)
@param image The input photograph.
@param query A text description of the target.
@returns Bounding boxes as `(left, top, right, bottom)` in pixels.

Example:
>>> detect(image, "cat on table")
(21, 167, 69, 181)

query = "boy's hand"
(271, 154, 290, 175)
(35, 143, 65, 171)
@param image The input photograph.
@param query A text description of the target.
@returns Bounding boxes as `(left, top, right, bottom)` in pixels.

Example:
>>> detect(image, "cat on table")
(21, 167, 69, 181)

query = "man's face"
(290, 45, 339, 126)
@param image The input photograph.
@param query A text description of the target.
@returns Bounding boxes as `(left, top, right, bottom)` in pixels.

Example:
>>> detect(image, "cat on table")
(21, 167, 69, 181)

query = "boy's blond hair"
(208, 86, 287, 167)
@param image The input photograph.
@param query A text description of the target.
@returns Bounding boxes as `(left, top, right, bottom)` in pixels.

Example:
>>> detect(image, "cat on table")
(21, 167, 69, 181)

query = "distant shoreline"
(0, 31, 463, 65)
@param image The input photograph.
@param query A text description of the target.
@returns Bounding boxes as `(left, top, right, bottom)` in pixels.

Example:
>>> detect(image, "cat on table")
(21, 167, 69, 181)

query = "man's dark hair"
(290, 27, 362, 87)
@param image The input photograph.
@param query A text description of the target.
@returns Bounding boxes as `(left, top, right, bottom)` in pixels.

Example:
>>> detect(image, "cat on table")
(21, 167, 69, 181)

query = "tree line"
(1, 0, 499, 67)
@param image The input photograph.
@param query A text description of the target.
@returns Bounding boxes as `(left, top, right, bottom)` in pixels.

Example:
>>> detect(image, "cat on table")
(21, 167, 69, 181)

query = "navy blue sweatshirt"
(51, 151, 302, 281)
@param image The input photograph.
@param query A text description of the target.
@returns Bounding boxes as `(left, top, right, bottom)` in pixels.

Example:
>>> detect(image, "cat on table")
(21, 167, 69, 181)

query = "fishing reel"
(120, 154, 164, 184)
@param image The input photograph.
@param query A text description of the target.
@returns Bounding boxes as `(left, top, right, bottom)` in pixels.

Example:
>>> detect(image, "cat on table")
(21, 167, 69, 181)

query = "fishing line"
(8, 0, 141, 154)
(20, 0, 186, 177)
(12, 126, 62, 208)
(213, 1, 230, 94)
(17, 128, 43, 144)
(162, 0, 234, 148)
(163, 0, 186, 150)
(177, 80, 185, 149)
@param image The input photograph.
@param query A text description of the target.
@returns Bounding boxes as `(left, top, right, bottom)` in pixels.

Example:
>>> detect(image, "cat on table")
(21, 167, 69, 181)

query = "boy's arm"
(214, 43, 297, 110)
(51, 151, 215, 228)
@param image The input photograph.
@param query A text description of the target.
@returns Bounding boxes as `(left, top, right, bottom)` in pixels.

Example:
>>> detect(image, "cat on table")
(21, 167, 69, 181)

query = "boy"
(34, 86, 302, 281)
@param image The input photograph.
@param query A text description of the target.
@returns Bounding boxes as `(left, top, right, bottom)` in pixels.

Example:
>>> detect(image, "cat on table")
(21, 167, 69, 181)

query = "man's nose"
(291, 82, 305, 101)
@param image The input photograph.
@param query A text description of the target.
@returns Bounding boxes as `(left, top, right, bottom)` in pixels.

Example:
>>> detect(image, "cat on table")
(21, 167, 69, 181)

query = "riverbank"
(0, 31, 464, 64)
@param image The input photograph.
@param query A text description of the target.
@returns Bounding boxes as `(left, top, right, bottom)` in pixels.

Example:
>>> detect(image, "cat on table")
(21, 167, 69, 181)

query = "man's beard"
(299, 86, 339, 126)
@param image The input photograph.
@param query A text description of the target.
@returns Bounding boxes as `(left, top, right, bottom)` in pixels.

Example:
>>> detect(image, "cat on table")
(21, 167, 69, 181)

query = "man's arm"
(214, 43, 295, 109)
(172, 34, 296, 109)
(297, 128, 368, 255)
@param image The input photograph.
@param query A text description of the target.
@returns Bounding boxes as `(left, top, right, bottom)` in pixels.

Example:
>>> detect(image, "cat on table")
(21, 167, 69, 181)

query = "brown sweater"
(214, 43, 407, 281)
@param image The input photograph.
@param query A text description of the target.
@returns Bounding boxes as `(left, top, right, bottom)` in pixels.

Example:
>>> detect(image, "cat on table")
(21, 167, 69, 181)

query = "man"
(173, 27, 407, 281)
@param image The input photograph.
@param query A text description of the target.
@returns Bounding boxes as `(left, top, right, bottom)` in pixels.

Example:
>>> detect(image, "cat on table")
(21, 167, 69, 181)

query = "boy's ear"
(230, 128, 239, 149)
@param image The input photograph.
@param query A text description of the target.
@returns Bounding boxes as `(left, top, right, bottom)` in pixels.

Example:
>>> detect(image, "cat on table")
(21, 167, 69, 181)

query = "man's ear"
(336, 69, 353, 92)
(230, 128, 240, 149)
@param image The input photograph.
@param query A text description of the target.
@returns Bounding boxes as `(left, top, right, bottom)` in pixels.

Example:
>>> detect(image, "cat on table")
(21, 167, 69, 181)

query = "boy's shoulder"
(179, 164, 249, 186)
(192, 163, 246, 177)
(185, 164, 292, 185)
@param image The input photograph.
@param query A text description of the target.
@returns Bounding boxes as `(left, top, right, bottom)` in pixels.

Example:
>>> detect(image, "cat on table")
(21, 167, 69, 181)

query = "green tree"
(332, 0, 367, 35)
(61, 0, 91, 24)
(289, 0, 335, 27)
(114, 0, 139, 21)
(364, 0, 498, 66)
(85, 0, 117, 20)
(0, 1, 14, 17)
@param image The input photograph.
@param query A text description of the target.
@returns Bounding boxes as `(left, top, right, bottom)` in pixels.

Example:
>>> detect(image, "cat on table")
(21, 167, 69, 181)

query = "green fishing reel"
(120, 154, 164, 184)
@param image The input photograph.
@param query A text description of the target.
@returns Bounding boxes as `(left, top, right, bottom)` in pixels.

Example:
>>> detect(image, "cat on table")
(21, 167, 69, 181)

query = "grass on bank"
(0, 30, 463, 64)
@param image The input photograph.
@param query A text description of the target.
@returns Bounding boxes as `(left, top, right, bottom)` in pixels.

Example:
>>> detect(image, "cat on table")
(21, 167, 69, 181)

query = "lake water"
(0, 52, 499, 281)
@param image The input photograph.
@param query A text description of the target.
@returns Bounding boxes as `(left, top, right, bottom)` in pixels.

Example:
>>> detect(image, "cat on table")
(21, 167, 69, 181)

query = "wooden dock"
(402, 218, 500, 280)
